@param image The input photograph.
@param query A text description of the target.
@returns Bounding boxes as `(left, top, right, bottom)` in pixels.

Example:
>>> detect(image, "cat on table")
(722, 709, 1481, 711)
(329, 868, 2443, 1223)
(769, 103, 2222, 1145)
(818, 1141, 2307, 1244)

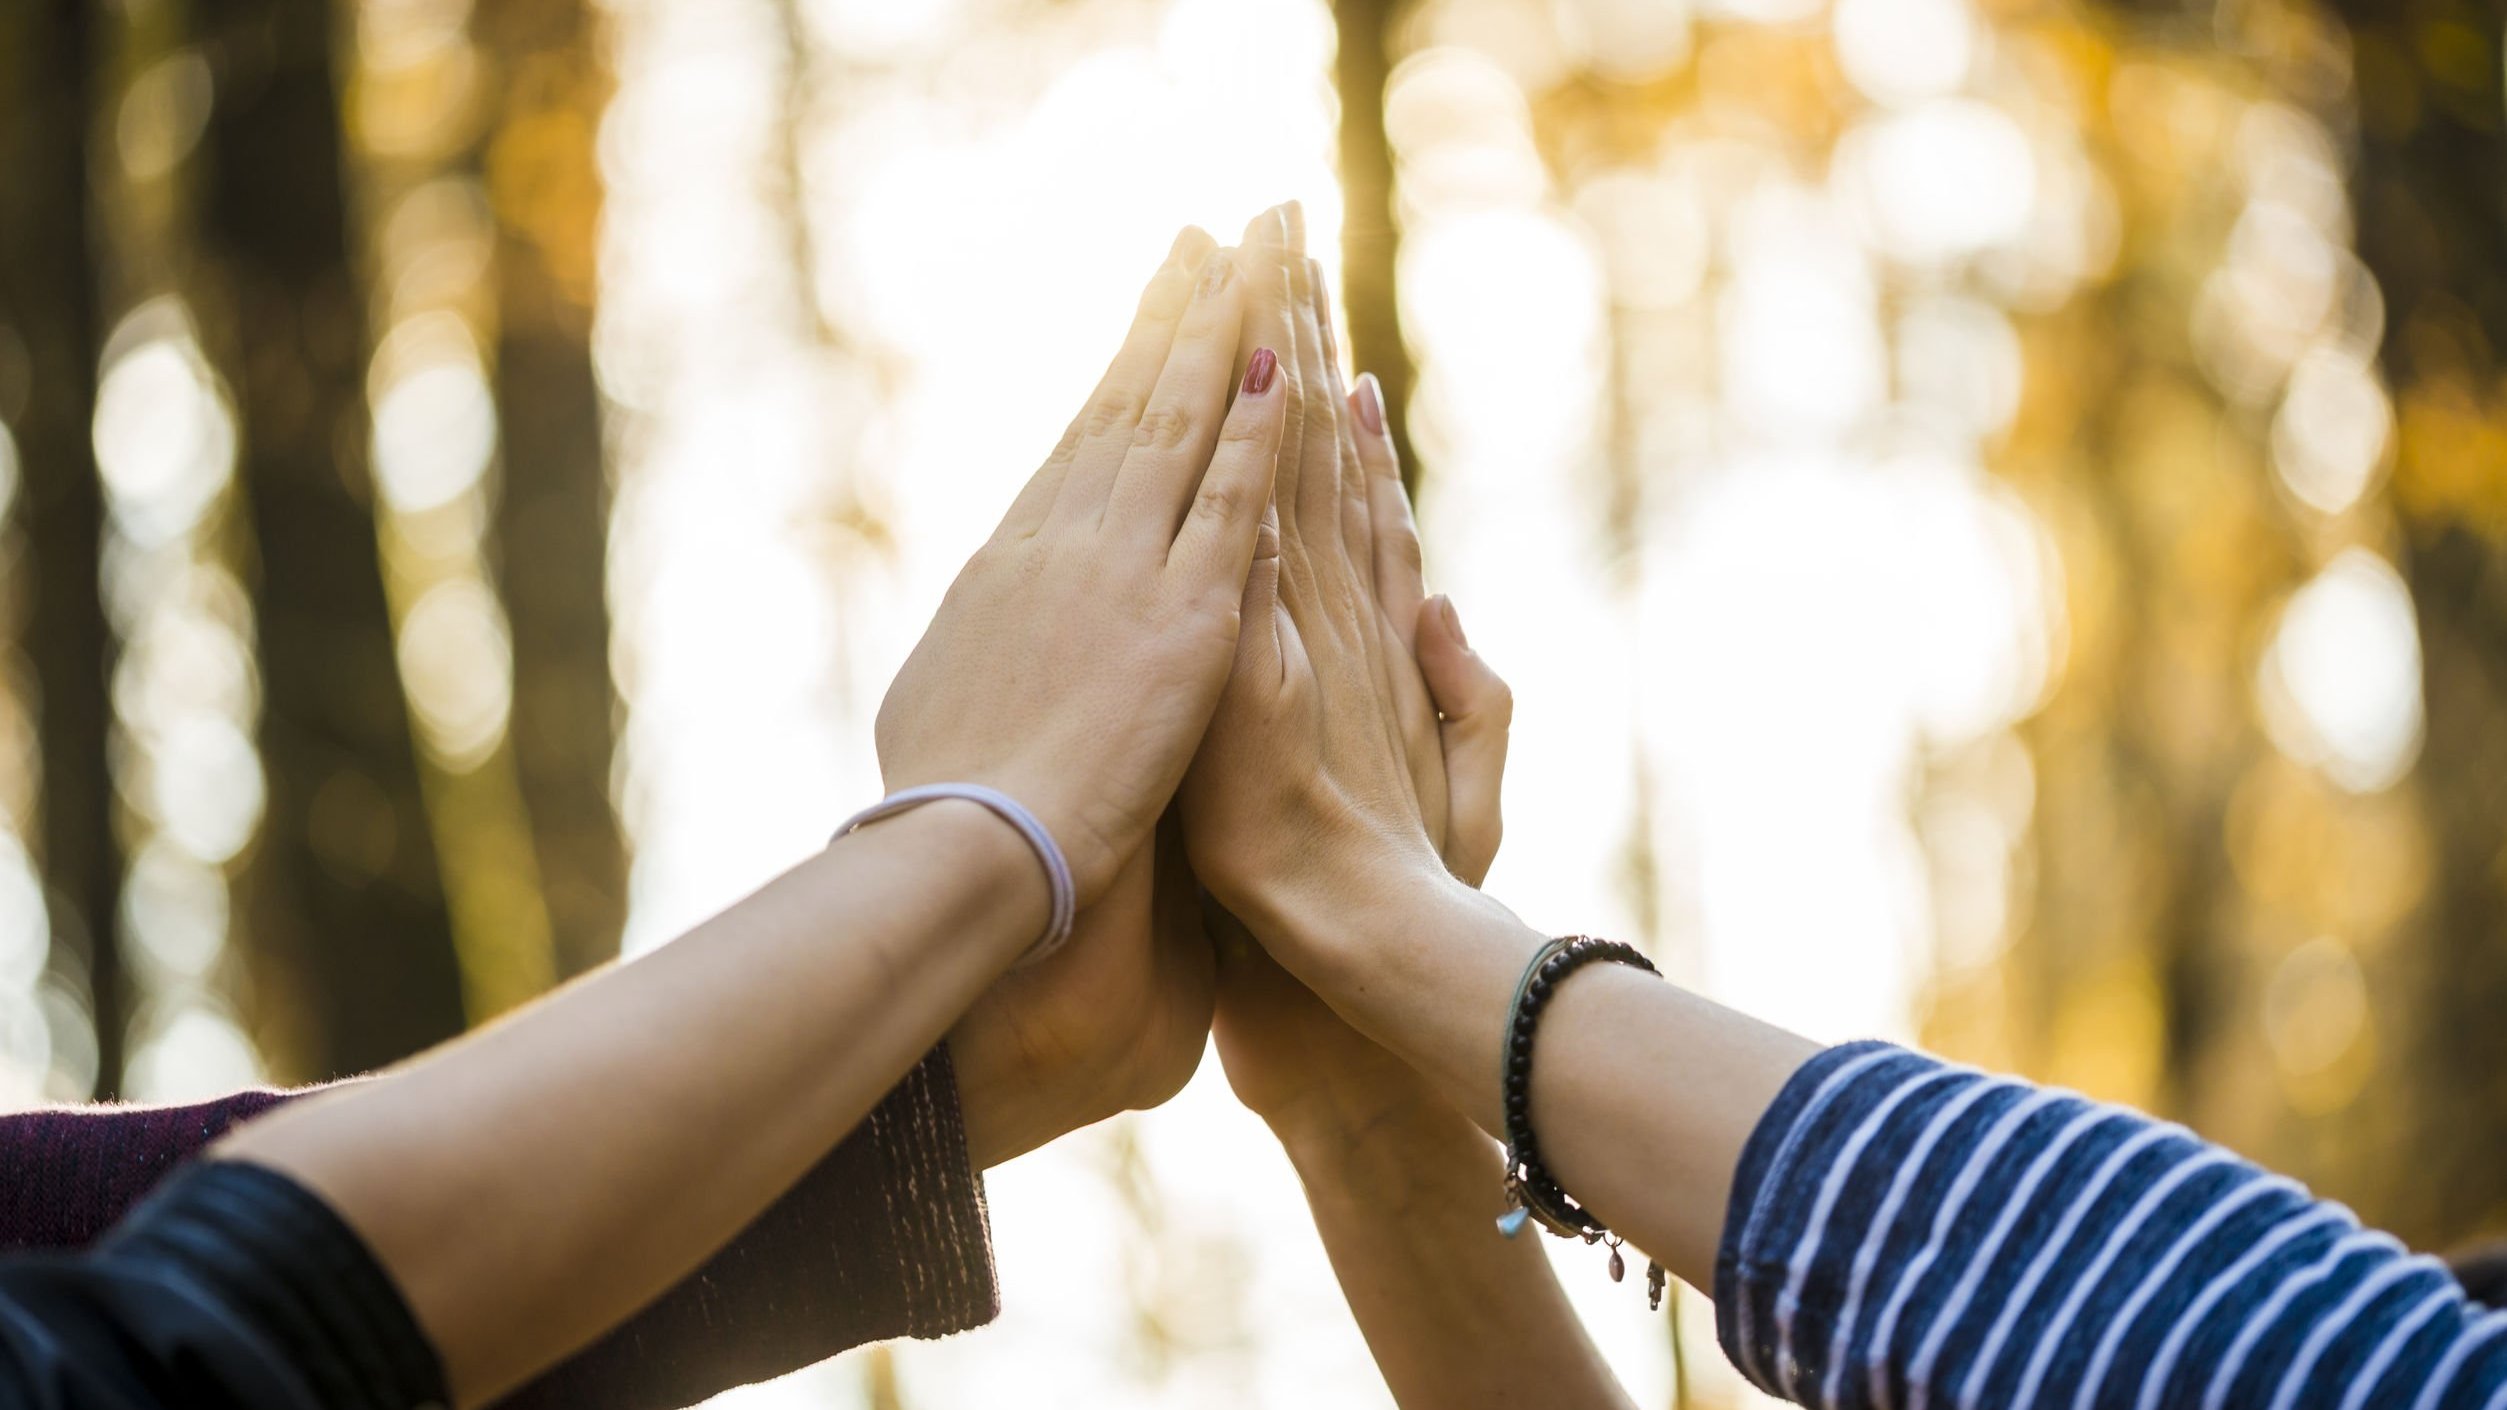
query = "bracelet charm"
(1495, 935, 1669, 1311)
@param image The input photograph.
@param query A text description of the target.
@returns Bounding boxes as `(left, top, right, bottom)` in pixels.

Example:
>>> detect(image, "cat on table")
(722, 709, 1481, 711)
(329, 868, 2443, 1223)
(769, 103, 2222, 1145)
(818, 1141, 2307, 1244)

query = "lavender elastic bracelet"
(833, 783, 1077, 965)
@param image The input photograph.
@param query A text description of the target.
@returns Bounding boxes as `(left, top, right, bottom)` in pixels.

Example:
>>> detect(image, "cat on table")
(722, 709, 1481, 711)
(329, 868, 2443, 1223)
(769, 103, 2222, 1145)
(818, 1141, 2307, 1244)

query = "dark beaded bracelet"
(1495, 935, 1669, 1311)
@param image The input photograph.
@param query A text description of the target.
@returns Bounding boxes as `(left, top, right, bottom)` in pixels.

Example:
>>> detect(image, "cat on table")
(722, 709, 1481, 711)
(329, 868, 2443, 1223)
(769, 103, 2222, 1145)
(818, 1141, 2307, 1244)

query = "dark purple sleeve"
(0, 1088, 296, 1253)
(0, 1046, 998, 1409)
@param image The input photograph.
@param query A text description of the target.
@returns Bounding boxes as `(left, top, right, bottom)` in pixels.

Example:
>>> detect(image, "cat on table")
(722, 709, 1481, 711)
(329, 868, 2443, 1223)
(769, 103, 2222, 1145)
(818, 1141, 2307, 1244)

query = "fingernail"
(1438, 594, 1466, 645)
(1199, 251, 1234, 295)
(1244, 347, 1278, 397)
(1355, 372, 1386, 434)
(1284, 200, 1307, 253)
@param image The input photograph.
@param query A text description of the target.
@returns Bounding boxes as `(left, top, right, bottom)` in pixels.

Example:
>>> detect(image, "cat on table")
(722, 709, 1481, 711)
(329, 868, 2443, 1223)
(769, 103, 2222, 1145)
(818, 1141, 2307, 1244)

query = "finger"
(1037, 226, 1216, 531)
(1235, 207, 1304, 562)
(1417, 594, 1511, 887)
(1285, 252, 1345, 585)
(1168, 343, 1289, 604)
(1310, 258, 1379, 613)
(1351, 371, 1426, 651)
(1108, 247, 1249, 542)
(1301, 259, 1411, 777)
(1231, 206, 1294, 389)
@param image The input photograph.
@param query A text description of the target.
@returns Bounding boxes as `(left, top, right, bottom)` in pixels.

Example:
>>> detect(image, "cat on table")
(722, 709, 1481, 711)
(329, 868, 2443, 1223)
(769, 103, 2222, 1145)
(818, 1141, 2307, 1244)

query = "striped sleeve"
(1713, 1042, 2507, 1410)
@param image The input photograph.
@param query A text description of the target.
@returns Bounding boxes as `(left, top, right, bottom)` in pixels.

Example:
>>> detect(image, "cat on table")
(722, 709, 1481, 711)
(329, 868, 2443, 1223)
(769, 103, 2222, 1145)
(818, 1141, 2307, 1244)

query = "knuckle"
(1193, 474, 1249, 524)
(1046, 419, 1085, 465)
(1083, 387, 1146, 439)
(1131, 405, 1197, 453)
(1219, 407, 1271, 446)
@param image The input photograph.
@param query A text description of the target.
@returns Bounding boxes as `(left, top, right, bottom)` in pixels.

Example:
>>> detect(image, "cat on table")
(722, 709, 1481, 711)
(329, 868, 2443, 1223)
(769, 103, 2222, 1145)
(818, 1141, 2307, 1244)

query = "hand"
(1204, 216, 1512, 1144)
(950, 812, 1214, 1167)
(1181, 211, 1498, 966)
(875, 227, 1289, 907)
(1211, 585, 1505, 1145)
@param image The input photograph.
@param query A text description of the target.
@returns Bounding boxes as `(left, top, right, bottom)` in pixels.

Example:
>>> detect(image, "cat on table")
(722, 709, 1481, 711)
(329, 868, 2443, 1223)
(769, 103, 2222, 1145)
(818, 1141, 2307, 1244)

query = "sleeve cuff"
(864, 1040, 1000, 1339)
(1713, 1039, 1927, 1395)
(495, 1043, 998, 1409)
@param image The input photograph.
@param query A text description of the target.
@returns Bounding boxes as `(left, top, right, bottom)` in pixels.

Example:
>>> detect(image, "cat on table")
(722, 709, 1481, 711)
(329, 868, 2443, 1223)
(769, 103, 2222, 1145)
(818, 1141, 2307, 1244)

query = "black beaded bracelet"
(1496, 935, 1669, 1311)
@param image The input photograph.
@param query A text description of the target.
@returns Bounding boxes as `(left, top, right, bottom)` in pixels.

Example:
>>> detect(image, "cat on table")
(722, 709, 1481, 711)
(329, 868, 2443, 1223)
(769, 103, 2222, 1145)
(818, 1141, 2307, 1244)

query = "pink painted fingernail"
(1244, 347, 1278, 396)
(1355, 372, 1386, 435)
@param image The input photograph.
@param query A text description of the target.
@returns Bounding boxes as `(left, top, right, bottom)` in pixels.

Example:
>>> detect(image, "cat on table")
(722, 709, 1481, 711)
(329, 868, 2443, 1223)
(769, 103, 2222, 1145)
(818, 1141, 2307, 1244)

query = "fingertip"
(1244, 204, 1290, 250)
(1170, 225, 1216, 268)
(1352, 372, 1388, 439)
(1417, 594, 1500, 707)
(1418, 593, 1464, 659)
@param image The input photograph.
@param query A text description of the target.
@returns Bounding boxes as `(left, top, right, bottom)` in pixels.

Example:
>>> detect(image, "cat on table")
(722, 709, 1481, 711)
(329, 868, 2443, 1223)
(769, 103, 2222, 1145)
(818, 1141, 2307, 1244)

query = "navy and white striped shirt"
(1716, 1042, 2507, 1409)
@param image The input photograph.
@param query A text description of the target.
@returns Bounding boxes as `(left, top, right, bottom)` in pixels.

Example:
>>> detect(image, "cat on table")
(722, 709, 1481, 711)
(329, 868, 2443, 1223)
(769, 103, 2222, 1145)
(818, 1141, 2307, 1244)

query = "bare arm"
(220, 806, 1039, 1405)
(1224, 922, 1635, 1410)
(219, 224, 1291, 1409)
(1273, 877, 1816, 1295)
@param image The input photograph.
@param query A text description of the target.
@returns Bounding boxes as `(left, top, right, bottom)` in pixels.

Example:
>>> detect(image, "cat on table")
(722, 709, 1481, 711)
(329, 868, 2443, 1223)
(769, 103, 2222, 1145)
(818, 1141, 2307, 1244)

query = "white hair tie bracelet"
(833, 783, 1077, 966)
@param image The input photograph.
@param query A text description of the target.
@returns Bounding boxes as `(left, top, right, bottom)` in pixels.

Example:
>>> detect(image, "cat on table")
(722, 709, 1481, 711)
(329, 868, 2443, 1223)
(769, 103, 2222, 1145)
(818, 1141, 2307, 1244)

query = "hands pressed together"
(878, 204, 1518, 1168)
(875, 208, 1643, 1410)
(124, 194, 2452, 1410)
(105, 200, 2490, 1410)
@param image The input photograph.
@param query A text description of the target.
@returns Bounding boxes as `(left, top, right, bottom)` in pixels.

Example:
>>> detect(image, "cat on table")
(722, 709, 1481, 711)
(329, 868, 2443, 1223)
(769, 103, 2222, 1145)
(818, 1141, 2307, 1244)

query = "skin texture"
(949, 810, 1213, 1167)
(218, 228, 1289, 1410)
(1182, 230, 1822, 1310)
(1206, 218, 1626, 1409)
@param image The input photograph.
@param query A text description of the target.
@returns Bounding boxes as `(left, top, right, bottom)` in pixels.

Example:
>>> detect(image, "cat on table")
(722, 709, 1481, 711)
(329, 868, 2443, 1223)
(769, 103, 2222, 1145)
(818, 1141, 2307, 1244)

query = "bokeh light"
(5, 0, 2481, 1400)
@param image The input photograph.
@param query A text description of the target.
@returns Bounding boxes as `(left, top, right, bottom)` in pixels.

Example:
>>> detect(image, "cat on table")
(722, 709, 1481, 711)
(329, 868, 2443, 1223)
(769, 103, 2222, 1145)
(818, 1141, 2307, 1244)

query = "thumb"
(1416, 594, 1510, 887)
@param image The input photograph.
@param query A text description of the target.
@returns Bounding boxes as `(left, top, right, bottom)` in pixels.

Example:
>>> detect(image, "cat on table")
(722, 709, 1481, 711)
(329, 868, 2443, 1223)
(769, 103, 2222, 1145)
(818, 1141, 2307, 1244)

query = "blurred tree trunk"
(0, 1, 126, 1097)
(2328, 0, 2507, 1242)
(193, 0, 469, 1080)
(472, 0, 627, 978)
(1333, 0, 1418, 488)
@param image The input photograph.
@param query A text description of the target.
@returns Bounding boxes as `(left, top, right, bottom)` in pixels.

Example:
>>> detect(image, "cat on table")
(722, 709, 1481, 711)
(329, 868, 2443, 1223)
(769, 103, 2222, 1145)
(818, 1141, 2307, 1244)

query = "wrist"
(1276, 1090, 1504, 1209)
(1229, 848, 1474, 982)
(1293, 866, 1516, 1000)
(855, 797, 1055, 966)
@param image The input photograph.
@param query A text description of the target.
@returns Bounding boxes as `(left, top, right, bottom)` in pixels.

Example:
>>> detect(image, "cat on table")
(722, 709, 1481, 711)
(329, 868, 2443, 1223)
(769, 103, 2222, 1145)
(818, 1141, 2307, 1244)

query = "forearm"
(1278, 1101, 1633, 1410)
(218, 800, 1045, 1408)
(1278, 875, 1816, 1292)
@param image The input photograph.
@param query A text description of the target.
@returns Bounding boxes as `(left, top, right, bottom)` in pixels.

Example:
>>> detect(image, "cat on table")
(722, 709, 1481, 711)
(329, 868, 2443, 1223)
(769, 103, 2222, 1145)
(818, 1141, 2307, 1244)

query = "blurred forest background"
(1, 0, 2504, 1406)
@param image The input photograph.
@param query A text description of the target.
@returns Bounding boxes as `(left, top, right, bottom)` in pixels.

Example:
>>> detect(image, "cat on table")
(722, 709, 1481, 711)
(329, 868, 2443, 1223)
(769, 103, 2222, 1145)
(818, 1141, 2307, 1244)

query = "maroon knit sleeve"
(0, 1087, 299, 1252)
(494, 1042, 1000, 1409)
(0, 1044, 999, 1408)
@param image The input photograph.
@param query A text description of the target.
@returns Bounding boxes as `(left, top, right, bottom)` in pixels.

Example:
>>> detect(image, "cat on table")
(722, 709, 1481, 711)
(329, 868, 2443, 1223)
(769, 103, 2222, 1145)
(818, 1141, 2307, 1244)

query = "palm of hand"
(950, 814, 1215, 1165)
